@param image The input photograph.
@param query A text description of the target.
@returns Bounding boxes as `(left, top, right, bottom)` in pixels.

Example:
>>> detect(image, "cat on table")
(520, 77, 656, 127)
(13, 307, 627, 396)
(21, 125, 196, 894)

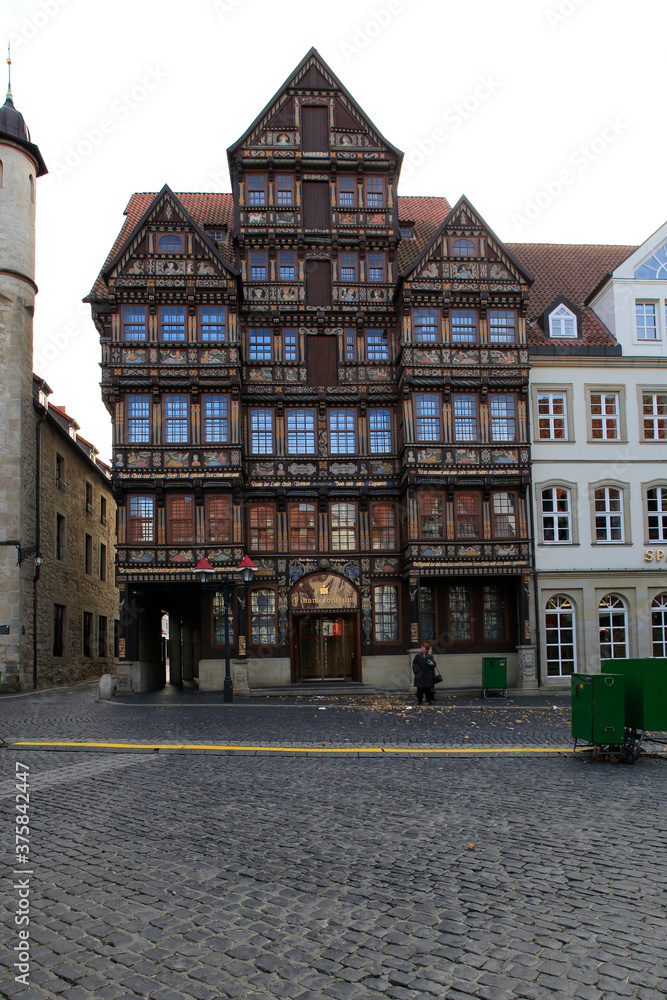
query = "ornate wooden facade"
(87, 49, 536, 690)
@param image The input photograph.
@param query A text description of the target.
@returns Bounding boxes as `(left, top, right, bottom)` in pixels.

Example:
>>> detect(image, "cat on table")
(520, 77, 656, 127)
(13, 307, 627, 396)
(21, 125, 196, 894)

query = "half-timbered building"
(87, 49, 537, 692)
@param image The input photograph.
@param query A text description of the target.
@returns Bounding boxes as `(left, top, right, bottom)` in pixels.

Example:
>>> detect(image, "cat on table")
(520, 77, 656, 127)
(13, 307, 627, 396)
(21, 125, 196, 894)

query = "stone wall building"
(0, 78, 119, 691)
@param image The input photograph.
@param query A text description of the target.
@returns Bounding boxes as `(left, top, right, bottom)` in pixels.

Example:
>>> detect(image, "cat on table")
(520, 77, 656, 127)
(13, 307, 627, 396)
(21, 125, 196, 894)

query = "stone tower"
(0, 60, 47, 686)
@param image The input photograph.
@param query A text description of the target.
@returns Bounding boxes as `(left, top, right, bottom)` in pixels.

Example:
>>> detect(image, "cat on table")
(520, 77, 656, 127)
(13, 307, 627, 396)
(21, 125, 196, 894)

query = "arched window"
(541, 486, 572, 543)
(599, 594, 627, 661)
(545, 595, 576, 676)
(651, 593, 667, 656)
(647, 487, 667, 542)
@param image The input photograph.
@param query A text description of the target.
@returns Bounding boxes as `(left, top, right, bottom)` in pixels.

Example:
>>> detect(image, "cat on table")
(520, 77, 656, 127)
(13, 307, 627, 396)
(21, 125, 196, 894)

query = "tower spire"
(6, 43, 12, 103)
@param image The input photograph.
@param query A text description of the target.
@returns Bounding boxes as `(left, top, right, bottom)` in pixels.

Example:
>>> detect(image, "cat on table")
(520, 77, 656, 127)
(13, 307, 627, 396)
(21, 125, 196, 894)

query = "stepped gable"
(88, 191, 235, 300)
(509, 242, 636, 345)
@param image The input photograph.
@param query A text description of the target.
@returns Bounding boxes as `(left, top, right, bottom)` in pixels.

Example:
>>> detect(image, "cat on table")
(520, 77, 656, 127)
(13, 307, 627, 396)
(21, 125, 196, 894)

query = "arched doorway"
(289, 572, 360, 682)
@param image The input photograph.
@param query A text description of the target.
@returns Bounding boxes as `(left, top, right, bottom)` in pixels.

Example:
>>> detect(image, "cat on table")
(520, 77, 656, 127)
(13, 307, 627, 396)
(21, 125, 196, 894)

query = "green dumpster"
(571, 673, 626, 745)
(482, 656, 507, 698)
(601, 658, 667, 731)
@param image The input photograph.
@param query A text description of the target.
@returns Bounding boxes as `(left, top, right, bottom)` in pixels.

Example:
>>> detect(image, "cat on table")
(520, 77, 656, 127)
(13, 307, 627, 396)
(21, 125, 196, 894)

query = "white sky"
(4, 0, 667, 461)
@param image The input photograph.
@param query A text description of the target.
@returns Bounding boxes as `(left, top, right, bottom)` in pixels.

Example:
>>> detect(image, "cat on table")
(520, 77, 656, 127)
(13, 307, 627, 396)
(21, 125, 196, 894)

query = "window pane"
(248, 328, 272, 361)
(451, 309, 476, 343)
(164, 395, 188, 444)
(369, 409, 392, 453)
(200, 306, 226, 341)
(453, 394, 477, 441)
(489, 309, 515, 343)
(251, 589, 276, 644)
(124, 305, 146, 340)
(287, 410, 316, 454)
(329, 410, 355, 454)
(161, 306, 185, 341)
(251, 410, 273, 454)
(449, 585, 471, 640)
(366, 330, 389, 362)
(415, 394, 440, 442)
(203, 396, 228, 443)
(374, 585, 399, 642)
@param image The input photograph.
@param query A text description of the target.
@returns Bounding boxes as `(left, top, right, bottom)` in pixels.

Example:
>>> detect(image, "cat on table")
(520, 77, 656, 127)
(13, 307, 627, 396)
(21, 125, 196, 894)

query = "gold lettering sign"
(289, 572, 359, 612)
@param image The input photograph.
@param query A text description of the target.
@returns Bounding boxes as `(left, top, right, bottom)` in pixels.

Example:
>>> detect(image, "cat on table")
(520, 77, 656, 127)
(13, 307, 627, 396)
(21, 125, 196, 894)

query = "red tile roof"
(88, 190, 636, 345)
(397, 196, 451, 271)
(508, 242, 635, 344)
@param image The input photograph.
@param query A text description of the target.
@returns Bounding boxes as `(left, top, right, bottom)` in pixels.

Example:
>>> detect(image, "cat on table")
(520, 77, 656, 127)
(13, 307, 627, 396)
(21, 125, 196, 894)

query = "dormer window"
(205, 227, 227, 244)
(399, 223, 414, 239)
(159, 234, 183, 252)
(549, 303, 577, 339)
(634, 243, 667, 279)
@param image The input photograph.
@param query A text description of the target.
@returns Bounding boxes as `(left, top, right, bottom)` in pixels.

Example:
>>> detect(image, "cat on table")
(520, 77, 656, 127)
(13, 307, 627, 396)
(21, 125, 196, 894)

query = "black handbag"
(433, 668, 443, 684)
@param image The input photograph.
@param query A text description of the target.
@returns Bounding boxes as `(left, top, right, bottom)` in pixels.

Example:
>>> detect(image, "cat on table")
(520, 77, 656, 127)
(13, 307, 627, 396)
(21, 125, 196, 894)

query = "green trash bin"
(571, 672, 625, 745)
(482, 656, 507, 698)
(601, 658, 667, 732)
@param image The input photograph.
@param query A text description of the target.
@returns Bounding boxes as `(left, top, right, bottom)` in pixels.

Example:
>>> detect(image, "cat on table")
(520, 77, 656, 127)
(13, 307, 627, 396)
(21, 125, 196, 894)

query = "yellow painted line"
(13, 740, 574, 754)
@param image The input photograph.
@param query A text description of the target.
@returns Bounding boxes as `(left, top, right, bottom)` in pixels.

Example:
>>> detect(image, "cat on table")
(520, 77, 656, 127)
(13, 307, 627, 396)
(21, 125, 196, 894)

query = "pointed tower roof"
(0, 49, 47, 175)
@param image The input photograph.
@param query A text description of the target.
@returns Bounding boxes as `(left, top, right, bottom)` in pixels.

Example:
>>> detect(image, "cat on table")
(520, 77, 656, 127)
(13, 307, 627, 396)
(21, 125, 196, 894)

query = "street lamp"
(194, 555, 258, 702)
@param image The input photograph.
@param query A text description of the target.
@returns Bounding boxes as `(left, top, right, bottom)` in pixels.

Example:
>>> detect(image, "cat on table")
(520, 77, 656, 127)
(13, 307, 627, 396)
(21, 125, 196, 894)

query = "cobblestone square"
(1, 685, 665, 1000)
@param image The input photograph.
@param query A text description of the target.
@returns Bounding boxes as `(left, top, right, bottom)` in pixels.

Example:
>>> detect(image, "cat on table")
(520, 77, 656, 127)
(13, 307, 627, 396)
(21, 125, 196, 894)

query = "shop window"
(373, 585, 399, 642)
(251, 589, 277, 645)
(213, 592, 235, 645)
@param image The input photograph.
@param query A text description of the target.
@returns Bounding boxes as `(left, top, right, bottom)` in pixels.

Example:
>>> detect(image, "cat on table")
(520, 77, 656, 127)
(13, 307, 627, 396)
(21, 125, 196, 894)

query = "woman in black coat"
(412, 642, 437, 705)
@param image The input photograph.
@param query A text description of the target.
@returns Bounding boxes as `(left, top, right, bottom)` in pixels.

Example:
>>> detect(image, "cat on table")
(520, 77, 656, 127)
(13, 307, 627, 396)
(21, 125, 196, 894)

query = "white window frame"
(639, 389, 667, 441)
(635, 300, 659, 341)
(585, 386, 626, 443)
(598, 594, 628, 661)
(539, 485, 574, 545)
(536, 391, 568, 441)
(591, 483, 628, 544)
(544, 595, 577, 677)
(651, 592, 667, 656)
(643, 482, 667, 543)
(548, 303, 577, 339)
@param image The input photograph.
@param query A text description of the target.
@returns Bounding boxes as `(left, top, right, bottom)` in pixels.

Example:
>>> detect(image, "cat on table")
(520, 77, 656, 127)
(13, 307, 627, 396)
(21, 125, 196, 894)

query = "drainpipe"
(524, 390, 542, 686)
(33, 408, 46, 689)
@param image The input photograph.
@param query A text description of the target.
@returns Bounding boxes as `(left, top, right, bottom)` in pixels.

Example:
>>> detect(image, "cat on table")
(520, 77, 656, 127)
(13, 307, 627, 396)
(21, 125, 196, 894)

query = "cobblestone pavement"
(1, 685, 666, 1000)
(0, 683, 575, 751)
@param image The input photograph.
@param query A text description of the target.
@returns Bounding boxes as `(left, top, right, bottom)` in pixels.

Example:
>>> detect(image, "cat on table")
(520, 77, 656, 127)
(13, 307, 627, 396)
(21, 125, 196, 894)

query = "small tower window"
(29, 174, 34, 202)
(0, 160, 4, 188)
